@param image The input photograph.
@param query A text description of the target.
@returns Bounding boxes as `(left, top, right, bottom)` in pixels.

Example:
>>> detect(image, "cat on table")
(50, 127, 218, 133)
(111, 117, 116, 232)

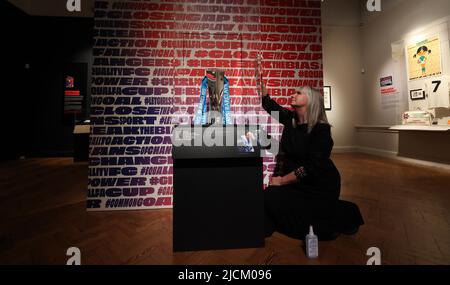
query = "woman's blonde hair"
(298, 86, 329, 133)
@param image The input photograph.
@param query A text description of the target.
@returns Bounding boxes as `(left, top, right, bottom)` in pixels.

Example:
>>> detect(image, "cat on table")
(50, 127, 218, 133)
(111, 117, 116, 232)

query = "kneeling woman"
(262, 86, 364, 240)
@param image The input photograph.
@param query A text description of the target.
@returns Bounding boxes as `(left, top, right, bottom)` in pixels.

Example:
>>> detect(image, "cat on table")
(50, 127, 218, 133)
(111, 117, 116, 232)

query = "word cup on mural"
(67, 0, 81, 12)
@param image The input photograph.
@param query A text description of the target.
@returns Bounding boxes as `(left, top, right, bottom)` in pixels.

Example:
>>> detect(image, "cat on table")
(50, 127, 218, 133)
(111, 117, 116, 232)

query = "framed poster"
(410, 89, 426, 101)
(323, 86, 332, 110)
(406, 35, 442, 81)
(380, 76, 393, 87)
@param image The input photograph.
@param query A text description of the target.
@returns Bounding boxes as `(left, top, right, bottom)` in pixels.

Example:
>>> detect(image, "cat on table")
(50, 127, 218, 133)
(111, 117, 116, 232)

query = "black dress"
(262, 95, 364, 240)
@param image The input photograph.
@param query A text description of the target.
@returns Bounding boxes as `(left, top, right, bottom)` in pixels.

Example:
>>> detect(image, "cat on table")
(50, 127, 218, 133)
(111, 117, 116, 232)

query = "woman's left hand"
(269, 176, 285, 186)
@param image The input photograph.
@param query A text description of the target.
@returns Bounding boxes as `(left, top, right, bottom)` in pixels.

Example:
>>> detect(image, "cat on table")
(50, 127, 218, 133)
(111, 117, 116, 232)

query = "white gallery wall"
(361, 0, 450, 125)
(323, 0, 450, 164)
(321, 0, 364, 151)
(360, 0, 450, 163)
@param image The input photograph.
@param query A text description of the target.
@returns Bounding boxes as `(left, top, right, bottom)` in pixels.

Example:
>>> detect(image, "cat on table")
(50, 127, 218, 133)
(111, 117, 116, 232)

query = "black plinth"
(172, 125, 265, 252)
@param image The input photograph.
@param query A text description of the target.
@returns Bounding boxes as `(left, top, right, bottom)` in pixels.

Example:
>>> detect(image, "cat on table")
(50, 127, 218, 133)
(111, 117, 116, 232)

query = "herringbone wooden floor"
(1, 153, 449, 265)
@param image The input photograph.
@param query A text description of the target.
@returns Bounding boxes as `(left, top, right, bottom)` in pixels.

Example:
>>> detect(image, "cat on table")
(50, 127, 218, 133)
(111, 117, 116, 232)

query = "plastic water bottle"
(305, 225, 319, 259)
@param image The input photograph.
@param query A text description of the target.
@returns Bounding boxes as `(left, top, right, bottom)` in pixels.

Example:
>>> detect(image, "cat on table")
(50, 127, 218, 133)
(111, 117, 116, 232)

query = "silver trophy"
(194, 69, 231, 125)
